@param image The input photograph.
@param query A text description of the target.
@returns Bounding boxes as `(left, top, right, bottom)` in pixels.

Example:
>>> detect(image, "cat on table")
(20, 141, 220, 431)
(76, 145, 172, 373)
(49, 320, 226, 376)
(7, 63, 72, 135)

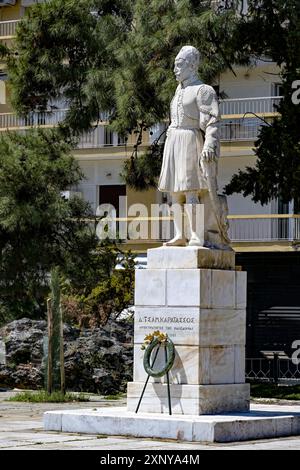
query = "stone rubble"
(0, 318, 133, 394)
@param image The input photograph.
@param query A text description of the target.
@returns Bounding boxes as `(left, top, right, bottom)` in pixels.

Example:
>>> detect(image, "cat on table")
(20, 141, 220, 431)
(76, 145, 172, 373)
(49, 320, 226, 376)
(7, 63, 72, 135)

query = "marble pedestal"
(127, 246, 250, 415)
(45, 247, 300, 441)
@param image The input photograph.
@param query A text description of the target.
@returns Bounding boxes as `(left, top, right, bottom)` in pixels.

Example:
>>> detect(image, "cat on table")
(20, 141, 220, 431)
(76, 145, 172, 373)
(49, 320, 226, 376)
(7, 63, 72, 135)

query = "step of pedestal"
(44, 405, 300, 443)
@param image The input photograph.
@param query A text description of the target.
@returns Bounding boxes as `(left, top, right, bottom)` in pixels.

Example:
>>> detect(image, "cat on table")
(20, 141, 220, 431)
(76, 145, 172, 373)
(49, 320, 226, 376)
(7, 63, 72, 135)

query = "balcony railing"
(220, 96, 282, 116)
(0, 109, 67, 128)
(0, 114, 273, 144)
(220, 117, 269, 141)
(0, 96, 282, 145)
(0, 109, 122, 148)
(228, 214, 300, 242)
(0, 109, 113, 129)
(0, 20, 19, 38)
(87, 214, 300, 244)
(77, 126, 127, 149)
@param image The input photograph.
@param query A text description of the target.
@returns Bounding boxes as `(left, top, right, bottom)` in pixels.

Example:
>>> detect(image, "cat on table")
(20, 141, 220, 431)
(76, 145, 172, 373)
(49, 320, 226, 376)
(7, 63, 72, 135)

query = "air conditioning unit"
(0, 0, 17, 6)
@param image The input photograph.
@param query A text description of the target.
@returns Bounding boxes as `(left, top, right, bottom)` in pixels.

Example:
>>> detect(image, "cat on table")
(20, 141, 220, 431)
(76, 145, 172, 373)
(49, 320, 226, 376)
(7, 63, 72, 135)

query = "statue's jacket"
(158, 77, 220, 193)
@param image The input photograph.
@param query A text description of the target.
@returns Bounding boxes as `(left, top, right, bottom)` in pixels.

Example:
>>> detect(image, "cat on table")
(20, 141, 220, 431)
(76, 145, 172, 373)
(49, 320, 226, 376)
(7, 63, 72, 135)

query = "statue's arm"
(202, 118, 219, 154)
(197, 85, 220, 161)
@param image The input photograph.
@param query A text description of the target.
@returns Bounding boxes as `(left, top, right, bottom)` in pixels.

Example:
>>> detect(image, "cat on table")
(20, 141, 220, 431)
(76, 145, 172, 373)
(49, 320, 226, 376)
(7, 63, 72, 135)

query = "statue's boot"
(164, 236, 186, 247)
(188, 233, 204, 247)
(185, 198, 205, 247)
(163, 201, 186, 247)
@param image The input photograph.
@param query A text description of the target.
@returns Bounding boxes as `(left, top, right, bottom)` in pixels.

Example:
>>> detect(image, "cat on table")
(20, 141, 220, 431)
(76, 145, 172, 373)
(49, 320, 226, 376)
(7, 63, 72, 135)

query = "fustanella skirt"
(158, 127, 207, 193)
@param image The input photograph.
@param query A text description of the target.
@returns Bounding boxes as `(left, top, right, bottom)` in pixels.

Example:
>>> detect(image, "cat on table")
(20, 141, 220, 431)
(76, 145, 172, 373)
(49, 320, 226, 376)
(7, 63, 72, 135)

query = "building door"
(99, 185, 126, 217)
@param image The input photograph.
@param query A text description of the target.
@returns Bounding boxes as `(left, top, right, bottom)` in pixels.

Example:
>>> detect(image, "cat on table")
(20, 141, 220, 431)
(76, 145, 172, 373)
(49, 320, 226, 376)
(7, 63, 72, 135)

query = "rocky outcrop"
(0, 318, 133, 394)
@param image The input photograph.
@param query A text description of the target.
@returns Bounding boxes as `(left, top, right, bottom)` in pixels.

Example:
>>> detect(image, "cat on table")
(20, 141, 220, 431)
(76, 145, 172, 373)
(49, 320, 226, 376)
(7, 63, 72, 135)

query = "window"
(272, 83, 284, 97)
(118, 134, 126, 146)
(104, 126, 113, 146)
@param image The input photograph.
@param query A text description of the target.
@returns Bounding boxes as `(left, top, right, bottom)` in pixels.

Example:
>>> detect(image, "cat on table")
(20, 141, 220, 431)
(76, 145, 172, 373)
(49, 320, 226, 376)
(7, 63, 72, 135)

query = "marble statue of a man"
(158, 45, 230, 248)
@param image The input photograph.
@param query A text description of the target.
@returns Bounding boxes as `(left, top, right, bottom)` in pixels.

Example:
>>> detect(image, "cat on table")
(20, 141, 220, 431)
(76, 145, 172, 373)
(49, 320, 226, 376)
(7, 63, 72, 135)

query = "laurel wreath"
(142, 330, 175, 378)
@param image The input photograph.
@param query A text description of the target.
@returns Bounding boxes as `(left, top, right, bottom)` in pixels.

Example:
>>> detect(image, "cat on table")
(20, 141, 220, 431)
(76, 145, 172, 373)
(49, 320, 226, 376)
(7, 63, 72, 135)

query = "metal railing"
(246, 356, 300, 384)
(0, 110, 126, 148)
(0, 19, 19, 38)
(220, 96, 282, 116)
(0, 98, 281, 145)
(228, 214, 300, 242)
(86, 214, 300, 244)
(0, 112, 267, 144)
(220, 117, 266, 141)
(0, 109, 68, 128)
(77, 126, 126, 149)
(0, 109, 112, 130)
(246, 358, 272, 382)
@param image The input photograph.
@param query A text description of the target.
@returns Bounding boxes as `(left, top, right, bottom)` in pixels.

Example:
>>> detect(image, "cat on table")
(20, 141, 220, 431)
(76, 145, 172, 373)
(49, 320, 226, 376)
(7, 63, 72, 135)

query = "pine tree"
(8, 1, 245, 134)
(0, 129, 97, 321)
(9, 0, 299, 201)
(8, 0, 134, 135)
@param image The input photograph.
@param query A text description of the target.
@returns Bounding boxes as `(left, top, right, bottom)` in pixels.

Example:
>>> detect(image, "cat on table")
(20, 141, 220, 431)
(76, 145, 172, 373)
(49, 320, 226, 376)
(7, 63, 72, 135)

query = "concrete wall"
(219, 62, 281, 99)
(74, 158, 125, 213)
(219, 155, 272, 215)
(0, 3, 22, 21)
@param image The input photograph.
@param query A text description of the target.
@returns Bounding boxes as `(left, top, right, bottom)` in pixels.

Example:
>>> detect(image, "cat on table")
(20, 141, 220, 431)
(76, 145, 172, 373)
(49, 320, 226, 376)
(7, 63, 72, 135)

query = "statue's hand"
(201, 149, 217, 163)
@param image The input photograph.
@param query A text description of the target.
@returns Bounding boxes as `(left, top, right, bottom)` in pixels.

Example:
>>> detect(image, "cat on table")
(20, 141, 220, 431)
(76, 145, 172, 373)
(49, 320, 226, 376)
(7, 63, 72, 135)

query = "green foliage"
(123, 140, 165, 190)
(62, 241, 135, 327)
(9, 0, 300, 200)
(113, 0, 249, 135)
(0, 128, 97, 322)
(103, 392, 126, 400)
(8, 390, 89, 402)
(8, 0, 134, 135)
(251, 383, 300, 400)
(8, 1, 245, 133)
(7, 0, 249, 192)
(225, 0, 300, 205)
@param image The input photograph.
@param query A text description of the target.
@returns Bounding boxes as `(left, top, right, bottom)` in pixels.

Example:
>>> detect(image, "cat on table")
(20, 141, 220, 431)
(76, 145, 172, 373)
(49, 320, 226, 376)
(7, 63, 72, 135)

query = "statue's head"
(174, 45, 200, 83)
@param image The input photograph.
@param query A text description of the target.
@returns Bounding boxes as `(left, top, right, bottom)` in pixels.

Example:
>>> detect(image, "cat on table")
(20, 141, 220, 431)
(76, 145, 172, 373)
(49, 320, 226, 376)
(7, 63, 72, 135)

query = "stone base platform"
(44, 405, 300, 443)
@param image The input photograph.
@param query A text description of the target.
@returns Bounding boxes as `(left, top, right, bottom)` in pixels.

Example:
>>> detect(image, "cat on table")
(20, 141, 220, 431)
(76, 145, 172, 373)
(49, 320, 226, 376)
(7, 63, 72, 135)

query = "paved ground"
(0, 391, 300, 450)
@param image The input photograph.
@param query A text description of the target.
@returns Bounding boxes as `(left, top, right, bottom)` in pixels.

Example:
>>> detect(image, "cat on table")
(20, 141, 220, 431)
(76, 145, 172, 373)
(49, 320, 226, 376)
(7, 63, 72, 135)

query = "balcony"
(0, 19, 19, 40)
(228, 214, 300, 243)
(0, 96, 283, 145)
(220, 96, 281, 142)
(0, 109, 113, 128)
(220, 117, 269, 141)
(0, 109, 67, 128)
(0, 109, 126, 148)
(220, 96, 282, 117)
(91, 214, 300, 247)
